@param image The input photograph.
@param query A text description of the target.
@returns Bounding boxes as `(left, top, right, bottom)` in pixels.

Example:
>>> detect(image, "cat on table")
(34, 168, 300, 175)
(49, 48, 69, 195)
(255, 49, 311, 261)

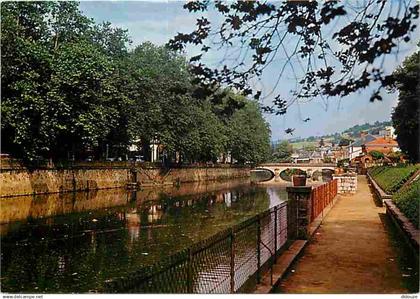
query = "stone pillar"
(286, 186, 312, 240)
(333, 174, 357, 193)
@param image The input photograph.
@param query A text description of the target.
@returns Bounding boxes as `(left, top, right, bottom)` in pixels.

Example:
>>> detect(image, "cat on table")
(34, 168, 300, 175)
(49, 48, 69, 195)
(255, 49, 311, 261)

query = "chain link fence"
(104, 201, 292, 293)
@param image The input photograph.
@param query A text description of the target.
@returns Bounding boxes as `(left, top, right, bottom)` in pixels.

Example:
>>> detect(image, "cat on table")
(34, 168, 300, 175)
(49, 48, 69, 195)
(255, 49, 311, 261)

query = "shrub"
(280, 168, 306, 181)
(369, 150, 385, 160)
(393, 179, 420, 228)
(369, 164, 419, 194)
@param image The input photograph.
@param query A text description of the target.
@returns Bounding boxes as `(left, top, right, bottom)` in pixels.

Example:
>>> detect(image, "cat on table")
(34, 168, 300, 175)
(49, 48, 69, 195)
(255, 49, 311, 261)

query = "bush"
(369, 150, 385, 160)
(393, 179, 420, 228)
(280, 168, 307, 181)
(368, 164, 419, 194)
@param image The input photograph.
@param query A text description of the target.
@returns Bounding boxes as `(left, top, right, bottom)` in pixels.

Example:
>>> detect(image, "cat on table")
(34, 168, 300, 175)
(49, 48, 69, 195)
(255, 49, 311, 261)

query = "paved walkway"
(276, 175, 407, 294)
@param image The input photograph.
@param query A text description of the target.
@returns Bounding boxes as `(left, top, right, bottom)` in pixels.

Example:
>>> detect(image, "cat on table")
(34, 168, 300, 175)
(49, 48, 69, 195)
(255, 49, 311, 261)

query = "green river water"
(1, 172, 286, 293)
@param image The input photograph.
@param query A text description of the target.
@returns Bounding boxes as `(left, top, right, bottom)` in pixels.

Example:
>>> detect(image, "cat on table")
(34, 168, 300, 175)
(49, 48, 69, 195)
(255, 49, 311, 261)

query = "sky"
(79, 1, 419, 141)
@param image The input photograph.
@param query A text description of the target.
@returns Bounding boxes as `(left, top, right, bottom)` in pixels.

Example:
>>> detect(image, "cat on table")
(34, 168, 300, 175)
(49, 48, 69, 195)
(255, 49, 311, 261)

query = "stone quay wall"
(135, 166, 251, 186)
(0, 166, 251, 197)
(0, 168, 130, 197)
(332, 174, 358, 194)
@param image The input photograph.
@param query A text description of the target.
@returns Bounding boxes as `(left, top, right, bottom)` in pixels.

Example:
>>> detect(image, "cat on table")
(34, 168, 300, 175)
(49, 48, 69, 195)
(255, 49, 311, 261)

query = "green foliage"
(392, 50, 420, 163)
(1, 2, 271, 165)
(280, 168, 306, 182)
(272, 141, 293, 162)
(369, 165, 420, 194)
(393, 179, 420, 228)
(343, 121, 392, 137)
(369, 150, 385, 160)
(323, 157, 333, 163)
(387, 151, 403, 163)
(227, 101, 271, 164)
(337, 158, 349, 168)
(1, 2, 129, 161)
(289, 121, 390, 148)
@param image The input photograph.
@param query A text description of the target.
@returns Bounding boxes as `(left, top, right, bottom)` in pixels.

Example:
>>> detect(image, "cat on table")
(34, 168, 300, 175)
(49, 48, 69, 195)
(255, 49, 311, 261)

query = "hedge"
(392, 179, 420, 229)
(368, 164, 419, 194)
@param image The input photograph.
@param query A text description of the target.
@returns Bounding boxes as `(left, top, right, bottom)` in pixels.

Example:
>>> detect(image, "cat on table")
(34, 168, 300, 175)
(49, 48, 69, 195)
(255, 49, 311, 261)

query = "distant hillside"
(342, 120, 392, 138)
(273, 120, 392, 148)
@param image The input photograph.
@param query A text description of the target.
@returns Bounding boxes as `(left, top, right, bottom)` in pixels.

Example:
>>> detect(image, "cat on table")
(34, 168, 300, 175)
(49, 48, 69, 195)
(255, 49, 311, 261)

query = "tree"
(169, 1, 419, 123)
(387, 151, 403, 163)
(47, 40, 121, 159)
(369, 150, 385, 160)
(1, 2, 274, 166)
(227, 100, 271, 164)
(174, 102, 228, 163)
(1, 2, 130, 162)
(122, 42, 195, 160)
(272, 141, 293, 162)
(391, 50, 419, 163)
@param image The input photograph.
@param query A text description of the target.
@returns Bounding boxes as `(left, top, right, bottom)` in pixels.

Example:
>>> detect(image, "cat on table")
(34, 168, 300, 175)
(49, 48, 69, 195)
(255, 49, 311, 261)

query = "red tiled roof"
(364, 137, 398, 146)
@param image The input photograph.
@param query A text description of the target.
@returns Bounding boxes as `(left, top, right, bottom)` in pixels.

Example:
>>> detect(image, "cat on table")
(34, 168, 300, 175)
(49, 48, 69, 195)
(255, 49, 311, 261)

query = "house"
(292, 148, 330, 164)
(332, 138, 352, 162)
(379, 126, 396, 139)
(310, 150, 323, 164)
(362, 136, 400, 155)
(348, 132, 377, 160)
(291, 150, 310, 163)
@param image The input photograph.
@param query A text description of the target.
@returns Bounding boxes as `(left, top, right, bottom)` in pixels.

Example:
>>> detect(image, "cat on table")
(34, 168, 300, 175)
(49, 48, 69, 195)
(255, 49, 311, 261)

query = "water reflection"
(1, 179, 287, 293)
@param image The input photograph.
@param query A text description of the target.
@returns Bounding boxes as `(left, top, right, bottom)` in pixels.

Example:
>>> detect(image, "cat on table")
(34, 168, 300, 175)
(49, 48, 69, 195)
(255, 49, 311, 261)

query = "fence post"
(256, 216, 261, 284)
(274, 207, 278, 261)
(287, 190, 297, 240)
(230, 228, 235, 293)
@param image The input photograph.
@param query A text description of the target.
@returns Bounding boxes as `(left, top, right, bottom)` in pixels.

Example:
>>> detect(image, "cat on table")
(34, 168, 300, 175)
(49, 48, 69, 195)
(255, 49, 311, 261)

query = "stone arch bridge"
(254, 163, 336, 182)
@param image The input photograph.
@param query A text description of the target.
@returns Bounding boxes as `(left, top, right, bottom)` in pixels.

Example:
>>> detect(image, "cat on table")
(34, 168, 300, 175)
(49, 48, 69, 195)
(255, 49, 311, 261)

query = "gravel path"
(276, 175, 408, 294)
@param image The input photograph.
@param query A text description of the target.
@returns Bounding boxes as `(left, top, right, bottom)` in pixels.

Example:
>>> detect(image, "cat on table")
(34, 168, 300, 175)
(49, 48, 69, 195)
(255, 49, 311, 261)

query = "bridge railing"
(258, 163, 337, 167)
(104, 201, 294, 293)
(310, 179, 338, 222)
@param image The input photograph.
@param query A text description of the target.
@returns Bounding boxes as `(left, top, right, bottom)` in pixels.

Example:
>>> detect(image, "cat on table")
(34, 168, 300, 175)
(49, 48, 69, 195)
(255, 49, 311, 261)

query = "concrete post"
(286, 186, 312, 240)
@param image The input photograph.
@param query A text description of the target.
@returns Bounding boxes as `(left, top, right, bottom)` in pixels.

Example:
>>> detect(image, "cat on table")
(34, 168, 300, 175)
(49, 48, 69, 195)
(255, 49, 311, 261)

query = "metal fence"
(311, 179, 338, 222)
(104, 201, 292, 293)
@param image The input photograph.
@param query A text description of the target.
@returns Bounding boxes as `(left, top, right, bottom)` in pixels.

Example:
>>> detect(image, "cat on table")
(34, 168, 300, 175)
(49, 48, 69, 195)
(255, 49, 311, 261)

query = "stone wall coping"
(332, 173, 357, 177)
(259, 163, 336, 167)
(366, 172, 392, 199)
(384, 199, 419, 254)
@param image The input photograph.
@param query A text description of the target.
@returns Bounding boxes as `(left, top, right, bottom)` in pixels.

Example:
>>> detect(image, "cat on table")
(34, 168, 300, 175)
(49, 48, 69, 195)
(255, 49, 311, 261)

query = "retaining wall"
(366, 172, 392, 203)
(135, 167, 250, 186)
(0, 168, 129, 197)
(0, 166, 250, 197)
(384, 199, 419, 258)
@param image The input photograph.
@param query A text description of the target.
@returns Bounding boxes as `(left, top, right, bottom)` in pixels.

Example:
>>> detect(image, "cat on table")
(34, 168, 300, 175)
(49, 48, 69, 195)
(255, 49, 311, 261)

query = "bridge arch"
(279, 168, 307, 182)
(253, 167, 276, 180)
(254, 163, 337, 183)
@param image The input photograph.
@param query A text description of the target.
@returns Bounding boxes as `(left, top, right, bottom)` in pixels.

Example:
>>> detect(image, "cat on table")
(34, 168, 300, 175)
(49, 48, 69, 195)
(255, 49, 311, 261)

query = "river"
(1, 172, 287, 293)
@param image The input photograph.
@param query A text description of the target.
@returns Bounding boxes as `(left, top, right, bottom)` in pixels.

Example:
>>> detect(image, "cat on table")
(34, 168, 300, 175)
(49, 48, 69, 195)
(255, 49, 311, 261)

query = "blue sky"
(79, 1, 419, 141)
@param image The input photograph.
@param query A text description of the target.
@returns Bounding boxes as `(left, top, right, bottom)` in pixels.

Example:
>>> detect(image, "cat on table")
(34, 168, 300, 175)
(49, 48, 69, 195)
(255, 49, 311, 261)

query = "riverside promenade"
(276, 176, 408, 294)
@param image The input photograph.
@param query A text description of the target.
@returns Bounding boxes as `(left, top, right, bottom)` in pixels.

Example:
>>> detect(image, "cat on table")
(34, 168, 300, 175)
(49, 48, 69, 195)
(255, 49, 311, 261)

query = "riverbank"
(0, 165, 250, 197)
